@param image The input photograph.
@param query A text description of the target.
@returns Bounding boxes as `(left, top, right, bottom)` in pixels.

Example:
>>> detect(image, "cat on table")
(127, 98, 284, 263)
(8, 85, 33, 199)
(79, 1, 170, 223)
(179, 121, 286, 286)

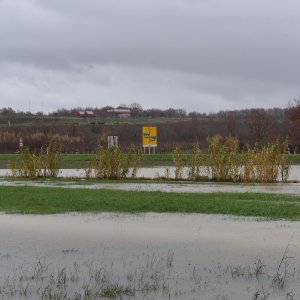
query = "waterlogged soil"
(1, 213, 300, 299)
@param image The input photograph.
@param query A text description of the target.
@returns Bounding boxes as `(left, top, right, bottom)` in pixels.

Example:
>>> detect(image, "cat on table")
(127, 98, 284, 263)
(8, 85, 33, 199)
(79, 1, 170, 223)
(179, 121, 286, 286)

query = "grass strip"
(0, 186, 299, 219)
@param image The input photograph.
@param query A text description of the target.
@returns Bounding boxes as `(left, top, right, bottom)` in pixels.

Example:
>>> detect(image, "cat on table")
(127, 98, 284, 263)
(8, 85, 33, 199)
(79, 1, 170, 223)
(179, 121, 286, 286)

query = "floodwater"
(1, 213, 300, 299)
(1, 166, 300, 194)
(1, 165, 300, 181)
(1, 179, 300, 195)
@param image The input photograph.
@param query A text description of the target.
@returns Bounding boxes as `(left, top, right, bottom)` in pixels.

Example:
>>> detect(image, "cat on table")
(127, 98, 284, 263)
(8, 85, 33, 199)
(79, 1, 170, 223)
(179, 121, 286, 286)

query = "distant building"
(107, 108, 131, 118)
(77, 111, 96, 117)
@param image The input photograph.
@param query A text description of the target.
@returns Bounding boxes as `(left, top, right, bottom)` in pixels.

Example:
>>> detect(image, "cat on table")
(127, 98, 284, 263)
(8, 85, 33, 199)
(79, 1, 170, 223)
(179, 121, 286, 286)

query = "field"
(0, 114, 189, 127)
(1, 161, 300, 299)
(0, 186, 299, 219)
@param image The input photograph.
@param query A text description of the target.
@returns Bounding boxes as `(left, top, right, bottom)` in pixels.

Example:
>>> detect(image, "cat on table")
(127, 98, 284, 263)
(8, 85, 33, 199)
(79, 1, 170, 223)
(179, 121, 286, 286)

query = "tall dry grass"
(172, 136, 290, 183)
(207, 135, 241, 182)
(187, 141, 207, 181)
(172, 146, 184, 180)
(10, 136, 62, 178)
(85, 145, 141, 179)
(241, 140, 290, 183)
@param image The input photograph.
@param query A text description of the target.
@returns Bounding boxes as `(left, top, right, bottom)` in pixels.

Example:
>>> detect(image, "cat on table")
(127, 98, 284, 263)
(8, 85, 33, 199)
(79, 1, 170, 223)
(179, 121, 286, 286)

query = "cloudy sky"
(0, 0, 299, 113)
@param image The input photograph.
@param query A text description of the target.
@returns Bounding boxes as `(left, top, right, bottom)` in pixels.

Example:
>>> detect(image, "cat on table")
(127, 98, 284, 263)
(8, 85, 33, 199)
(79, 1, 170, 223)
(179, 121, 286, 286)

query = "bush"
(85, 145, 141, 179)
(10, 136, 62, 178)
(172, 136, 290, 183)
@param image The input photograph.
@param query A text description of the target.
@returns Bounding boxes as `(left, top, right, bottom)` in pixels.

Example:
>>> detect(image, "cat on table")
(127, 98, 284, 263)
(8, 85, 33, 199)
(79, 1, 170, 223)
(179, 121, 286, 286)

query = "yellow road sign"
(143, 127, 157, 147)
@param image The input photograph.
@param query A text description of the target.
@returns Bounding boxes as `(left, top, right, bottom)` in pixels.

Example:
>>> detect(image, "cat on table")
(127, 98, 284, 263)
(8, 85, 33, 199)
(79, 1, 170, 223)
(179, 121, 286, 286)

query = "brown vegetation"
(175, 136, 291, 183)
(10, 136, 62, 178)
(288, 98, 300, 150)
(0, 105, 298, 153)
(85, 145, 141, 179)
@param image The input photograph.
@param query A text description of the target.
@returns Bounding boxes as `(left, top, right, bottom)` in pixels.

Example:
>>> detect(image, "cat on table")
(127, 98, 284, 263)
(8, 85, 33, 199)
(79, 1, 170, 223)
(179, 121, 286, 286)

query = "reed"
(85, 145, 141, 179)
(187, 141, 207, 181)
(240, 140, 290, 183)
(255, 143, 279, 183)
(10, 147, 38, 178)
(10, 136, 62, 178)
(241, 145, 257, 182)
(172, 146, 184, 180)
(207, 135, 240, 182)
(184, 136, 290, 183)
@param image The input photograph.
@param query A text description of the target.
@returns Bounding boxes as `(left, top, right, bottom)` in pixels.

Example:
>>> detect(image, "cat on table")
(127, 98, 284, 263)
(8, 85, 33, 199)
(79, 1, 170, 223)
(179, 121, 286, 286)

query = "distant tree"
(224, 111, 238, 136)
(0, 107, 15, 115)
(143, 108, 164, 118)
(117, 104, 129, 109)
(50, 108, 72, 116)
(165, 108, 186, 118)
(130, 102, 143, 117)
(245, 109, 276, 145)
(288, 97, 300, 150)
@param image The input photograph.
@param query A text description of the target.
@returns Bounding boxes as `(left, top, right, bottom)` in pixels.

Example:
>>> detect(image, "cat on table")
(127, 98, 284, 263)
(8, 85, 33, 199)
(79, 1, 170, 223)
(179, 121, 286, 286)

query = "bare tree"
(245, 109, 276, 145)
(224, 111, 238, 136)
(288, 97, 300, 150)
(130, 102, 143, 117)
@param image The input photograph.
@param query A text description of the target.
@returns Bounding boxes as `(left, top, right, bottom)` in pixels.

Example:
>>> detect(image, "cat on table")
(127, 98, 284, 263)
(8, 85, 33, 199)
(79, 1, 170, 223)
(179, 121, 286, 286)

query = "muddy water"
(1, 213, 300, 299)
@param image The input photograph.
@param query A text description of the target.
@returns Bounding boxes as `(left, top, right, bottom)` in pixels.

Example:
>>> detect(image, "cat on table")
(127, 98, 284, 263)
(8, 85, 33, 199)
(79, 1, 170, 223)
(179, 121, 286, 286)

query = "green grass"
(0, 186, 299, 219)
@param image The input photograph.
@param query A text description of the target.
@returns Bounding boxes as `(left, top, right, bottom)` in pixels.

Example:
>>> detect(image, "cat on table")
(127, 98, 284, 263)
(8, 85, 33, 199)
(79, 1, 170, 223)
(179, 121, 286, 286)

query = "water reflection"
(1, 213, 300, 299)
(1, 165, 300, 181)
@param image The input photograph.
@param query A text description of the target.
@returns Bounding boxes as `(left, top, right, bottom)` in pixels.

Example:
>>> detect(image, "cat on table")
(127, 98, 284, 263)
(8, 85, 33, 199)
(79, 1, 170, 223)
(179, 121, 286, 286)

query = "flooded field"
(0, 213, 300, 299)
(1, 166, 300, 194)
(1, 165, 300, 181)
(1, 179, 300, 195)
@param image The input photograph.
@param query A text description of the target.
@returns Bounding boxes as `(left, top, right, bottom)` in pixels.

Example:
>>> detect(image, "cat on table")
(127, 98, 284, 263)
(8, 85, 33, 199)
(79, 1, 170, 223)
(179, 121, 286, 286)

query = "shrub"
(10, 136, 62, 178)
(187, 141, 207, 181)
(85, 145, 141, 179)
(172, 146, 184, 180)
(179, 136, 290, 183)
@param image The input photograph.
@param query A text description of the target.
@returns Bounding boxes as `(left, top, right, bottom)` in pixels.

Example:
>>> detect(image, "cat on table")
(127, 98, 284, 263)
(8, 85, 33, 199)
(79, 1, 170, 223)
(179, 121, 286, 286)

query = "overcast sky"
(0, 0, 299, 113)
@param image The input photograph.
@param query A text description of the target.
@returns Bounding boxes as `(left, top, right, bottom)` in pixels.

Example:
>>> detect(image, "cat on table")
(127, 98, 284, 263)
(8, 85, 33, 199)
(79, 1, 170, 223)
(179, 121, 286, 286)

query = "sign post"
(142, 127, 157, 154)
(108, 136, 118, 148)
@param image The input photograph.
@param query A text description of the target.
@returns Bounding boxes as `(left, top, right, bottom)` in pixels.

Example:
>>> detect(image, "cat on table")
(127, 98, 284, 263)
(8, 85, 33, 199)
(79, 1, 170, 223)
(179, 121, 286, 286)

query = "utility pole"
(42, 100, 44, 120)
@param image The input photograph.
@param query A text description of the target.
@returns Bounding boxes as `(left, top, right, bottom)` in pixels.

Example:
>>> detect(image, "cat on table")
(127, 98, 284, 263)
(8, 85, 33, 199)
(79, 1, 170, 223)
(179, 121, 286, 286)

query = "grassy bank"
(1, 153, 300, 168)
(0, 186, 299, 219)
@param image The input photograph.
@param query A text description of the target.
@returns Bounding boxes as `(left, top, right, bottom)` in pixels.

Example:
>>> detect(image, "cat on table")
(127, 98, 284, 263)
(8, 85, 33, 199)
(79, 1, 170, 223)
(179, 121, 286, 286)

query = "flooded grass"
(1, 254, 299, 299)
(0, 186, 300, 219)
(1, 213, 300, 299)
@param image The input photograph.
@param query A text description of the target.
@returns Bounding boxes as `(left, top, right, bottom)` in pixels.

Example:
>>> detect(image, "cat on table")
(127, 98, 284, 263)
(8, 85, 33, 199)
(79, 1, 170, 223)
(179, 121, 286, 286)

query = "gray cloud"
(0, 0, 299, 112)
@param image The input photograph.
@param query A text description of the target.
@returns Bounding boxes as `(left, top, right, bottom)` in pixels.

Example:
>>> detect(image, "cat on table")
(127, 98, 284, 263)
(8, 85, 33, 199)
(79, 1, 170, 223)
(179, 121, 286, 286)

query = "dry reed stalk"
(10, 136, 62, 178)
(172, 146, 184, 180)
(86, 145, 141, 180)
(187, 142, 206, 181)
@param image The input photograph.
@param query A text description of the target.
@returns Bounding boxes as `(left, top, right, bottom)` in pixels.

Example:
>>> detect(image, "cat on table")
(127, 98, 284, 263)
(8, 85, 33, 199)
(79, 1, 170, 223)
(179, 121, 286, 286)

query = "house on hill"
(107, 108, 131, 118)
(76, 111, 96, 117)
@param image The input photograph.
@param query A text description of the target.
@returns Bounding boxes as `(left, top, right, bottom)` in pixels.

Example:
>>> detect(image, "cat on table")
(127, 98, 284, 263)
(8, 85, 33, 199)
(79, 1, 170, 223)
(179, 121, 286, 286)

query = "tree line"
(0, 99, 299, 153)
